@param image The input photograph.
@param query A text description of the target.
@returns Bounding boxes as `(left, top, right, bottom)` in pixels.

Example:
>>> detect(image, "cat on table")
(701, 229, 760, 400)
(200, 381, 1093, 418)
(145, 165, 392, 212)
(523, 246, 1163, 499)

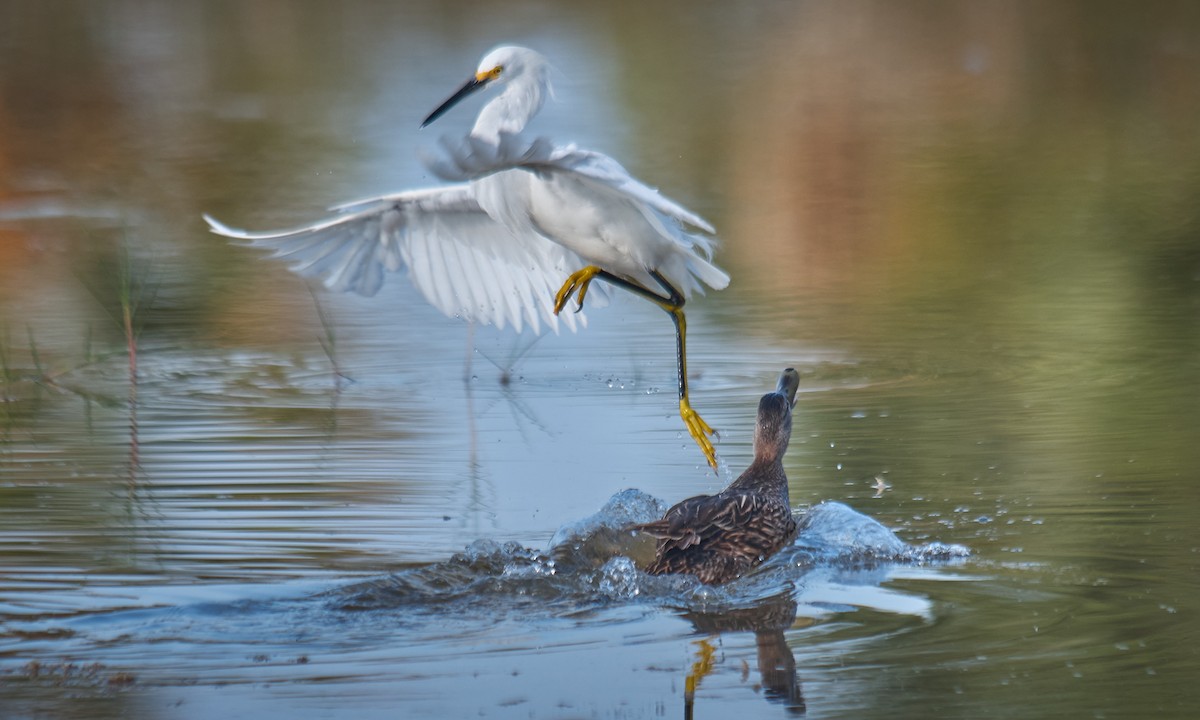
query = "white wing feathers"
(204, 184, 597, 334)
(423, 133, 716, 234)
(421, 132, 729, 297)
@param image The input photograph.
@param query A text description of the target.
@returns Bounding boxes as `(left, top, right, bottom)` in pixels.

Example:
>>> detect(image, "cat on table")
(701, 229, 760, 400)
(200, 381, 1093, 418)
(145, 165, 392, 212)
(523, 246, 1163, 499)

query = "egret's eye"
(475, 65, 504, 83)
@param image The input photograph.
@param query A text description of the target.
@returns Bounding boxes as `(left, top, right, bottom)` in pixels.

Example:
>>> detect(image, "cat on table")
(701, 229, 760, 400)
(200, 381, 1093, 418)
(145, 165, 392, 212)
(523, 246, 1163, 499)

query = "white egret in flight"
(205, 45, 730, 468)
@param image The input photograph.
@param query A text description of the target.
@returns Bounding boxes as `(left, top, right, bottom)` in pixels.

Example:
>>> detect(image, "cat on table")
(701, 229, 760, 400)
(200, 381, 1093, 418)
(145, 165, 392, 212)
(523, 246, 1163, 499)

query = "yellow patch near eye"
(474, 65, 503, 82)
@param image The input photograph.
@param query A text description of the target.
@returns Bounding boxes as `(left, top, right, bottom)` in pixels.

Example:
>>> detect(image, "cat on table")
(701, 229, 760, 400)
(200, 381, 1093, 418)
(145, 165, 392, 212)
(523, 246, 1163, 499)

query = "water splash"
(329, 492, 970, 617)
(785, 501, 971, 566)
(548, 488, 666, 549)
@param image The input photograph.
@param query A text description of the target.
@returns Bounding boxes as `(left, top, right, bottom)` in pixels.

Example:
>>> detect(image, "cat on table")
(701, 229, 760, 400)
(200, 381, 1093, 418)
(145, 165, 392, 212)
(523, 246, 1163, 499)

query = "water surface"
(1, 2, 1198, 718)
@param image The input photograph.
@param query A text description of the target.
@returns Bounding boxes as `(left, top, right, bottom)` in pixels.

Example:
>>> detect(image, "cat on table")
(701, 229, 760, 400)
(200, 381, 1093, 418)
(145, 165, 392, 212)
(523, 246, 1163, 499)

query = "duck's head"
(754, 368, 799, 463)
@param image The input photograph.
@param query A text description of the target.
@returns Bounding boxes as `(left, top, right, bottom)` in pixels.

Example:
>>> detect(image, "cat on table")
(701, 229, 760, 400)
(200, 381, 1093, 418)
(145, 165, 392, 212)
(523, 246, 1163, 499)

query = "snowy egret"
(631, 368, 800, 585)
(204, 45, 729, 468)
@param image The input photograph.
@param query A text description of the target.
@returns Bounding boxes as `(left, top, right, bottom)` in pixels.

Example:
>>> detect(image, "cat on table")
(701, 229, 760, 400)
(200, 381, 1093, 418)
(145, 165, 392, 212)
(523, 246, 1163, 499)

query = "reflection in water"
(0, 500, 948, 718)
(684, 595, 807, 717)
(461, 330, 553, 533)
(329, 493, 962, 716)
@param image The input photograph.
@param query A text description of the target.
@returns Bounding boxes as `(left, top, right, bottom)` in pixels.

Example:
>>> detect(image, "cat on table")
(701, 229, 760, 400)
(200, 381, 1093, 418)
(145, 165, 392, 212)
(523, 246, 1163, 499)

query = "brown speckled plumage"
(633, 368, 800, 585)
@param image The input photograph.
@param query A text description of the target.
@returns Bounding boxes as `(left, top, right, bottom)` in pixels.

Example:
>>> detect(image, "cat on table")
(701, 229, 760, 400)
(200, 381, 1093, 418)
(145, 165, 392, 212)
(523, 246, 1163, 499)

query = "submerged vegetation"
(1, 239, 156, 482)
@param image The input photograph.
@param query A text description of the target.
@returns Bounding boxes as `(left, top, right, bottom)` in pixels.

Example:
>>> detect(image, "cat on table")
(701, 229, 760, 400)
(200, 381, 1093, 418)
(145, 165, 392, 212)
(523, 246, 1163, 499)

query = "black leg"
(572, 269, 716, 468)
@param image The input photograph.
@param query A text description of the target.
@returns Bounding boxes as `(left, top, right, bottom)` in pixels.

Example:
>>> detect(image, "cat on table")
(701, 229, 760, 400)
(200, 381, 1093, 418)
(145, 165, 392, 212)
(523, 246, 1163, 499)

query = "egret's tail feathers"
(688, 254, 731, 292)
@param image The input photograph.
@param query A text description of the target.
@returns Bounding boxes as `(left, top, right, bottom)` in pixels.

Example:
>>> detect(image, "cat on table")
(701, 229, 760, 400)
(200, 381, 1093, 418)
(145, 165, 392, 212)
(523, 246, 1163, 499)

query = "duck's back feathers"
(631, 368, 801, 586)
(633, 490, 797, 585)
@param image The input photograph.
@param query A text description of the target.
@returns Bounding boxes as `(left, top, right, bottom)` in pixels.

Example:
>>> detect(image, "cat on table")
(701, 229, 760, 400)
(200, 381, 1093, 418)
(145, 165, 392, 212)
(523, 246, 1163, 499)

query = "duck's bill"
(776, 368, 800, 407)
(421, 76, 488, 128)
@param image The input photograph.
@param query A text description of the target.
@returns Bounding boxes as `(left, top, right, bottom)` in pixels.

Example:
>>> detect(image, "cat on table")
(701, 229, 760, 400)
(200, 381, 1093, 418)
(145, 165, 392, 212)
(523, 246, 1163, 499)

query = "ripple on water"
(1, 489, 974, 720)
(327, 491, 971, 619)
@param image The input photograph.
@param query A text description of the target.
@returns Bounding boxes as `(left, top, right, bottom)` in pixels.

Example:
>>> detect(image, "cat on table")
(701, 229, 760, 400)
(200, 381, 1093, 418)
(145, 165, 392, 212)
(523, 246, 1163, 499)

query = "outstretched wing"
(423, 133, 729, 294)
(424, 133, 716, 233)
(204, 184, 595, 334)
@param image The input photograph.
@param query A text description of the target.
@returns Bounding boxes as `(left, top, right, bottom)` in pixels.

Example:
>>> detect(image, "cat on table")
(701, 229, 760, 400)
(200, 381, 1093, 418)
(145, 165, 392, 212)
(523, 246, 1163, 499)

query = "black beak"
(776, 368, 800, 407)
(421, 75, 489, 128)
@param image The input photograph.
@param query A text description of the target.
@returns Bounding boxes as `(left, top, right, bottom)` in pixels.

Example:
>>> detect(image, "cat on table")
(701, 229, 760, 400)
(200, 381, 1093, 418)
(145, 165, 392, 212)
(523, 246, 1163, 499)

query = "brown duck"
(632, 368, 800, 585)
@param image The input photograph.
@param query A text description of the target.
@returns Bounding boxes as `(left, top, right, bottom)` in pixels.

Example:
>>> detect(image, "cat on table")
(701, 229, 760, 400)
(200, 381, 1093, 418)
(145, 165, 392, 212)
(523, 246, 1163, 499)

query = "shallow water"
(2, 2, 1199, 718)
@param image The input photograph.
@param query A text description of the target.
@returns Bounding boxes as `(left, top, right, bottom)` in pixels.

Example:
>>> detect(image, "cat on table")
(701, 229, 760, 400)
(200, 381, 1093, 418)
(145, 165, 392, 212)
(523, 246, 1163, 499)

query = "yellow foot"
(680, 398, 719, 470)
(684, 638, 717, 702)
(553, 265, 604, 315)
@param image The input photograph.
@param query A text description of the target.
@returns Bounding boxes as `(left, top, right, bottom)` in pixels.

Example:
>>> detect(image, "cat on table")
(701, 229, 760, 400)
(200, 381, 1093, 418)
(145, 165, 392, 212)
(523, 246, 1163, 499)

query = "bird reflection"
(681, 594, 807, 717)
(459, 330, 548, 535)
